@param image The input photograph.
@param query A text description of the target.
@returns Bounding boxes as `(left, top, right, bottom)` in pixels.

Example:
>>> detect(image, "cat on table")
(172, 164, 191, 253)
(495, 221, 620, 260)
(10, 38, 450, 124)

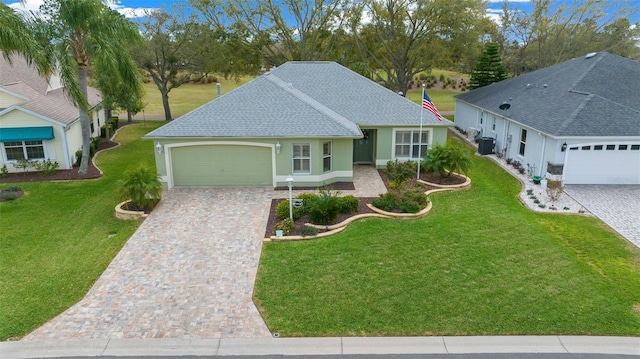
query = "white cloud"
(6, 0, 156, 19)
(7, 0, 43, 13)
(108, 2, 158, 19)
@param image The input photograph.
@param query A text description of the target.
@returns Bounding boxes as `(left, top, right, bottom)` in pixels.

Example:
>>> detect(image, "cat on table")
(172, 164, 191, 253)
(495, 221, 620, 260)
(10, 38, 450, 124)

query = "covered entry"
(170, 144, 273, 186)
(353, 129, 376, 164)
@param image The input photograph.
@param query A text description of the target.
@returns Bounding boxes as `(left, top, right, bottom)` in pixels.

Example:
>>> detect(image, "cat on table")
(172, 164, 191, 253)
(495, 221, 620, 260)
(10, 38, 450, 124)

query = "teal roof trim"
(0, 126, 54, 142)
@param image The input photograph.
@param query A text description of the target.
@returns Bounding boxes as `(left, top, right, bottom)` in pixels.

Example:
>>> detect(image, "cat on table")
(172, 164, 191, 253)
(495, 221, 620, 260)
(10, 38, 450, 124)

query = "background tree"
(37, 0, 144, 174)
(469, 42, 508, 89)
(349, 0, 486, 95)
(499, 0, 640, 73)
(192, 0, 349, 66)
(134, 8, 223, 121)
(93, 61, 145, 123)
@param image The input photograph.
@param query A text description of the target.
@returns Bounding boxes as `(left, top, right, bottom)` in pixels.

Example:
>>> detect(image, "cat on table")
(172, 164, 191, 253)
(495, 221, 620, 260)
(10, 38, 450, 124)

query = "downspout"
(61, 126, 71, 169)
(538, 135, 547, 177)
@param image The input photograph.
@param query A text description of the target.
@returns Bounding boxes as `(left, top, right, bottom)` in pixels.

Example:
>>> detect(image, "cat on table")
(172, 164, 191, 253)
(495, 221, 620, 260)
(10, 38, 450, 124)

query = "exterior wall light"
(275, 141, 282, 154)
(155, 142, 163, 154)
(561, 142, 567, 152)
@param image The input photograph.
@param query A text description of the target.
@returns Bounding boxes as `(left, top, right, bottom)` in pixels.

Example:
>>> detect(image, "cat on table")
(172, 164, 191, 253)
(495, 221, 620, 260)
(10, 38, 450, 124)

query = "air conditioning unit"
(467, 127, 477, 141)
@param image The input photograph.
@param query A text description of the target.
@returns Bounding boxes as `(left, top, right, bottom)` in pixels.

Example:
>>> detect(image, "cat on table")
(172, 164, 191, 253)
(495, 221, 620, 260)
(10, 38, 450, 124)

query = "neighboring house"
(454, 52, 640, 185)
(0, 54, 104, 173)
(145, 61, 452, 188)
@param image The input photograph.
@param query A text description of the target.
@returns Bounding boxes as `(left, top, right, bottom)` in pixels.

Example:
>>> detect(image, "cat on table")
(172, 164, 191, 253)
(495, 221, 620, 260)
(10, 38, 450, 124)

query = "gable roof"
(455, 52, 640, 137)
(0, 54, 102, 126)
(146, 61, 450, 139)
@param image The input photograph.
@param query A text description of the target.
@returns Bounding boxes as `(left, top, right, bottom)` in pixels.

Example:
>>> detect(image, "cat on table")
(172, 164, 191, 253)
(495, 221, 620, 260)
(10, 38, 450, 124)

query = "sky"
(6, 0, 640, 24)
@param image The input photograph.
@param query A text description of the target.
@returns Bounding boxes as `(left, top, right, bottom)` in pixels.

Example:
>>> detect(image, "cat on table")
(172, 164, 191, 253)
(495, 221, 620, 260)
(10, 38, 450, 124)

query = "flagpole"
(417, 84, 425, 179)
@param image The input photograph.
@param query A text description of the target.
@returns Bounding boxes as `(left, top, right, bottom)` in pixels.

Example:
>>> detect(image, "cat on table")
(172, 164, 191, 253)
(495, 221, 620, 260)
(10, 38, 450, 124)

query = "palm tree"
(0, 3, 51, 75)
(38, 0, 143, 174)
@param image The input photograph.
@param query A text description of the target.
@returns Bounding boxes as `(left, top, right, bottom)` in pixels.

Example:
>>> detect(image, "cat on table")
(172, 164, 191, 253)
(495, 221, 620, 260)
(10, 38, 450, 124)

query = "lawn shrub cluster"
(0, 185, 22, 201)
(274, 188, 361, 233)
(372, 189, 429, 214)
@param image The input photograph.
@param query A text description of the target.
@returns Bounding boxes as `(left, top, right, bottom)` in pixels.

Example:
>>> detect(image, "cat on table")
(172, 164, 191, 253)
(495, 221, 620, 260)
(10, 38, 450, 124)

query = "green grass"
(406, 89, 459, 112)
(254, 138, 640, 336)
(0, 122, 163, 340)
(134, 77, 253, 118)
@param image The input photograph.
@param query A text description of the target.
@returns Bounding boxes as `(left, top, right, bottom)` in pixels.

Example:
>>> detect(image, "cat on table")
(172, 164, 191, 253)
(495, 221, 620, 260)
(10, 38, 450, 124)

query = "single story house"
(145, 61, 452, 188)
(454, 52, 640, 185)
(0, 54, 104, 172)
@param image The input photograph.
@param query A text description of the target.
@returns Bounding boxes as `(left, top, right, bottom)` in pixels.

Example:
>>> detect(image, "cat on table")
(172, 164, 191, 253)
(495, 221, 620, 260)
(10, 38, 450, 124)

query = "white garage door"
(170, 144, 273, 186)
(564, 144, 640, 184)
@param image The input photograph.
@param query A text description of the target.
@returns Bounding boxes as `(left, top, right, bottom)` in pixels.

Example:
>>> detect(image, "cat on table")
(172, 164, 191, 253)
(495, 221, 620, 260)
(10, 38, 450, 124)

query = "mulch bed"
(264, 170, 467, 238)
(0, 122, 134, 184)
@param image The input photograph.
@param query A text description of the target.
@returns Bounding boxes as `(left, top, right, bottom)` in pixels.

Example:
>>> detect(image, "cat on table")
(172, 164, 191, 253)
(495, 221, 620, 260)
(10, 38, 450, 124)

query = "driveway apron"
(24, 187, 273, 340)
(564, 185, 640, 248)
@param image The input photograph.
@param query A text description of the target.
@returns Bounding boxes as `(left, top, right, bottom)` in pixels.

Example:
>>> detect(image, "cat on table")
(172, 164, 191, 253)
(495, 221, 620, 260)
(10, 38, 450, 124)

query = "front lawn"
(254, 139, 640, 336)
(0, 122, 163, 340)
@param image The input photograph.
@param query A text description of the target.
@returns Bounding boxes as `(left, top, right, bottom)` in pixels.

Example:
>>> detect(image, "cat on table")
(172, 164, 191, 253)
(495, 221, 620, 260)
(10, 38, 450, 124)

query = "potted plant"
(115, 165, 162, 220)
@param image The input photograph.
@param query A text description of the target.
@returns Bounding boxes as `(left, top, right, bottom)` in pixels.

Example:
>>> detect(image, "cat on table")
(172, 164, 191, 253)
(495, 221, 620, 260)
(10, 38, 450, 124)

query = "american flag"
(422, 90, 443, 121)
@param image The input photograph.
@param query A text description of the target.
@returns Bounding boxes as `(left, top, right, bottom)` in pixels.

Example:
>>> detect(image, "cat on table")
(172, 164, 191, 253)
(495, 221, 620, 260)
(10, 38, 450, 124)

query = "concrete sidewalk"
(2, 336, 639, 358)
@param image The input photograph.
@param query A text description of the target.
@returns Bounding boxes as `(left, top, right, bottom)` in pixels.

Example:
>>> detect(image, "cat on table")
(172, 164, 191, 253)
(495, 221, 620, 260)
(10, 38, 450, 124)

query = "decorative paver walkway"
(24, 187, 273, 340)
(564, 185, 640, 248)
(23, 167, 388, 340)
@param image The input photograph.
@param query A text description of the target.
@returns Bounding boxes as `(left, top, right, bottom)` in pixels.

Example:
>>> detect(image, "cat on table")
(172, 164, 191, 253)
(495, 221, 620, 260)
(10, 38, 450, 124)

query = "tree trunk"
(127, 110, 133, 123)
(78, 66, 91, 175)
(161, 90, 172, 121)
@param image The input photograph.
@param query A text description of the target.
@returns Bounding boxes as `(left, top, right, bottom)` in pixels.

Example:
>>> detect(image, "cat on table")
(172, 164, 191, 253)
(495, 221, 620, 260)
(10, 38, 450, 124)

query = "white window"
(292, 143, 311, 174)
(322, 141, 332, 172)
(519, 129, 527, 156)
(395, 130, 429, 159)
(3, 141, 45, 161)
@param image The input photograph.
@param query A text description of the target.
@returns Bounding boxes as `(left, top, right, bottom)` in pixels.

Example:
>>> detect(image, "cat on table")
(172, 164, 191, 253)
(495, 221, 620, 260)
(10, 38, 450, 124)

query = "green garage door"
(171, 145, 272, 186)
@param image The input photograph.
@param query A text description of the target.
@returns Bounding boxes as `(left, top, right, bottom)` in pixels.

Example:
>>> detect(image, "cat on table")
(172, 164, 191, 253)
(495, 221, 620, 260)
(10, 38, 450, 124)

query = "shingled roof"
(455, 52, 640, 137)
(146, 61, 450, 139)
(0, 54, 101, 126)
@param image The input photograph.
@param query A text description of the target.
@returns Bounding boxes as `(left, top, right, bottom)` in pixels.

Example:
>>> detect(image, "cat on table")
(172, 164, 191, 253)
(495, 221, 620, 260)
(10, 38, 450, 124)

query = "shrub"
(339, 195, 359, 214)
(91, 136, 101, 150)
(386, 159, 416, 189)
(118, 165, 163, 209)
(109, 116, 119, 129)
(297, 192, 319, 208)
(13, 157, 34, 174)
(4, 185, 21, 192)
(300, 225, 319, 237)
(0, 164, 7, 178)
(546, 179, 564, 201)
(400, 189, 429, 213)
(307, 188, 341, 225)
(0, 192, 16, 201)
(274, 218, 294, 235)
(275, 199, 304, 220)
(422, 142, 473, 177)
(372, 191, 400, 212)
(34, 159, 59, 176)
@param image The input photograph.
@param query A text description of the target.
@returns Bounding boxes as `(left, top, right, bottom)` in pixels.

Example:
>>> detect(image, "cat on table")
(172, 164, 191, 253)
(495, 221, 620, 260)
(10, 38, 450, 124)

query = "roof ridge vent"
(585, 52, 597, 59)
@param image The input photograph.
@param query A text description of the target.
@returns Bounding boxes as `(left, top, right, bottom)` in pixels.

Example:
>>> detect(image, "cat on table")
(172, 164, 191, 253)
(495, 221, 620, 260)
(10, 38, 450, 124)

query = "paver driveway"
(24, 187, 273, 340)
(564, 185, 640, 248)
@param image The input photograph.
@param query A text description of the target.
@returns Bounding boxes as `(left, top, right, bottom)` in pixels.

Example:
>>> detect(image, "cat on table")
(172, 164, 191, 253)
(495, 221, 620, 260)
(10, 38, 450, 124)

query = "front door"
(353, 129, 375, 164)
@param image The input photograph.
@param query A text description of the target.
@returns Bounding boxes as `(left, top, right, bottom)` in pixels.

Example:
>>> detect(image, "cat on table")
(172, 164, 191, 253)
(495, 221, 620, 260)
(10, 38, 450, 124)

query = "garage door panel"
(564, 146, 640, 185)
(171, 145, 272, 186)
